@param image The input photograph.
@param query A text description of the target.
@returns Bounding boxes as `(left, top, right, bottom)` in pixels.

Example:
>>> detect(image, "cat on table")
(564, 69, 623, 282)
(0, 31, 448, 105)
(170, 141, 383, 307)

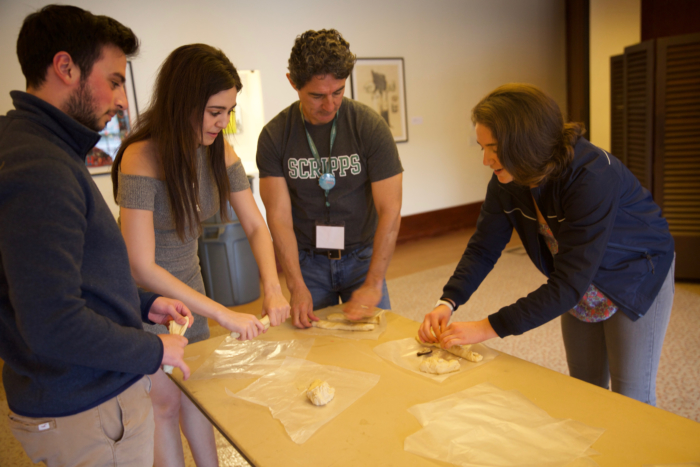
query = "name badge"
(316, 221, 345, 249)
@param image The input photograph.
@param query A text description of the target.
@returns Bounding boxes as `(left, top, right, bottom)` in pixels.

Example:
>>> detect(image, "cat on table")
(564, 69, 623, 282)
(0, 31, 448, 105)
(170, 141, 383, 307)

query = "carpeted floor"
(386, 246, 700, 422)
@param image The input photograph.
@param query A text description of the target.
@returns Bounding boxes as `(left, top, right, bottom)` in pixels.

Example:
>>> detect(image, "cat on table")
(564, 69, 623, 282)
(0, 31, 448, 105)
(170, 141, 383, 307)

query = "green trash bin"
(197, 219, 260, 307)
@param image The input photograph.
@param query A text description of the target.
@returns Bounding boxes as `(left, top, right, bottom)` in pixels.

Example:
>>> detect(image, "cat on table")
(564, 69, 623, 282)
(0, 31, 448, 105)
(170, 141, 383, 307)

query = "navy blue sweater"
(0, 91, 164, 417)
(442, 138, 674, 337)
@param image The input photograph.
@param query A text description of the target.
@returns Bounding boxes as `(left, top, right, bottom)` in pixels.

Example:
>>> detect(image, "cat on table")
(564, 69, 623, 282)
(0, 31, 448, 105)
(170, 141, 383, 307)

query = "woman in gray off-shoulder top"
(112, 44, 290, 467)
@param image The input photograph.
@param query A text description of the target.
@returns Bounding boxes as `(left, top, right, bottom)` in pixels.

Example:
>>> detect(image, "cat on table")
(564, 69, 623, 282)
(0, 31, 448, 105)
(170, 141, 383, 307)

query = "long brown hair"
(113, 44, 242, 241)
(471, 83, 585, 186)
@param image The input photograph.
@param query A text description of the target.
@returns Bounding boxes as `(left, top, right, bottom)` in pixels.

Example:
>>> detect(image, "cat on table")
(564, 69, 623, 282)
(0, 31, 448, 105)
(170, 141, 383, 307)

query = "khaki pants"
(8, 376, 154, 467)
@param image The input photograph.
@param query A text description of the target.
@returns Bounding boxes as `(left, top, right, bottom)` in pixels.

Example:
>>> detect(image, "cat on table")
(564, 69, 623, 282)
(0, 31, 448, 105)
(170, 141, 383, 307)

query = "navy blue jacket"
(441, 138, 674, 338)
(0, 91, 164, 417)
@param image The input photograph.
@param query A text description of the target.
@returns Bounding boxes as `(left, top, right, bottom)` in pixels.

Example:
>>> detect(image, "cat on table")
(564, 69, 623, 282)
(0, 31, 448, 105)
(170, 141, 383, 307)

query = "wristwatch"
(435, 299, 455, 313)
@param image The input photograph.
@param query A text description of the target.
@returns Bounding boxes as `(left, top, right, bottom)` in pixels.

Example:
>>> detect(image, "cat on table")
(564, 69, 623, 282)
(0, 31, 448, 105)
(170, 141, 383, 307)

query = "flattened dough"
(419, 356, 460, 375)
(307, 379, 335, 406)
(415, 336, 483, 362)
(326, 311, 383, 324)
(312, 320, 375, 331)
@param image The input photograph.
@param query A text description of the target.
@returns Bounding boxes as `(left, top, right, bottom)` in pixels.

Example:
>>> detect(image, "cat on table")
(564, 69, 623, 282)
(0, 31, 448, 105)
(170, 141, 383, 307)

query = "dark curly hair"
(288, 29, 356, 89)
(471, 83, 585, 187)
(17, 4, 139, 89)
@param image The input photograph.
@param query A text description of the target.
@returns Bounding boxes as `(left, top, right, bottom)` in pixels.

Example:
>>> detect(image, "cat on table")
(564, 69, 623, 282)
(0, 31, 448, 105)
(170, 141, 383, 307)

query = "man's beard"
(65, 80, 103, 132)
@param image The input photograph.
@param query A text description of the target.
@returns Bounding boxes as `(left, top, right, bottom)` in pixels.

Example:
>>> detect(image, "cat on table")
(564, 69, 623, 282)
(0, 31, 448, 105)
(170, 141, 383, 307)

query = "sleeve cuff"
(487, 313, 512, 339)
(435, 299, 455, 313)
(138, 290, 162, 324)
(440, 295, 459, 312)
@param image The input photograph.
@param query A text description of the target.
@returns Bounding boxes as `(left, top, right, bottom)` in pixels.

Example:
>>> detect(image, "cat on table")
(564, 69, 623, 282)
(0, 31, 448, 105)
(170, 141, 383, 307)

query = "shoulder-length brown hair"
(112, 43, 242, 241)
(471, 83, 585, 187)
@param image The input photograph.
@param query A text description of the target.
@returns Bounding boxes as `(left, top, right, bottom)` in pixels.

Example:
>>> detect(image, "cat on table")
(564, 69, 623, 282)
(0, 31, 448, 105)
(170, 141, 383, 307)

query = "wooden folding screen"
(610, 55, 624, 159)
(654, 33, 700, 279)
(611, 33, 700, 279)
(624, 42, 655, 191)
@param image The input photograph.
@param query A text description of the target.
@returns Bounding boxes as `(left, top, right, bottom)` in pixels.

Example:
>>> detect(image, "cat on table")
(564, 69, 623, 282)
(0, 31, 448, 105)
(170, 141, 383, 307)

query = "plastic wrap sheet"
(190, 337, 314, 380)
(230, 357, 380, 444)
(299, 304, 388, 340)
(373, 337, 499, 382)
(404, 382, 605, 467)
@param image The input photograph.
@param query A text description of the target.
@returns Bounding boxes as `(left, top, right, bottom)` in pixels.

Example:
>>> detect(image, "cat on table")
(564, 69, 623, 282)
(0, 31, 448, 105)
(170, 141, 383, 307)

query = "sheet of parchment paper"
(297, 304, 388, 340)
(230, 357, 380, 444)
(373, 337, 499, 382)
(190, 337, 314, 380)
(404, 382, 605, 467)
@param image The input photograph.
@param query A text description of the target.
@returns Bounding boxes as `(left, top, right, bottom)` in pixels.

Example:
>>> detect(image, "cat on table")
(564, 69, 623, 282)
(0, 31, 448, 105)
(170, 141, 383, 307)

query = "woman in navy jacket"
(420, 84, 675, 405)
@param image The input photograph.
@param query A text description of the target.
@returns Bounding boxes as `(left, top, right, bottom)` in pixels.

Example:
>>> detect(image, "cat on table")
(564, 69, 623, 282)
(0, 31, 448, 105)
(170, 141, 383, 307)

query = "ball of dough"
(419, 356, 461, 375)
(307, 379, 335, 406)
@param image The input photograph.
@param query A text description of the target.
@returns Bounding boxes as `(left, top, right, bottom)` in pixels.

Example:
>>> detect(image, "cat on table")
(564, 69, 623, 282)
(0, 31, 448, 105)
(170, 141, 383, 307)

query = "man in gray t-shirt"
(257, 29, 403, 328)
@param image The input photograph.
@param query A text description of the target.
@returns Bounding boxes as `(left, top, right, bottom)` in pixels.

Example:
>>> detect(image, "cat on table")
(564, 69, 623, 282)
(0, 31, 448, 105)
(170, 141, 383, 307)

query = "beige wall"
(0, 0, 566, 216)
(589, 0, 640, 152)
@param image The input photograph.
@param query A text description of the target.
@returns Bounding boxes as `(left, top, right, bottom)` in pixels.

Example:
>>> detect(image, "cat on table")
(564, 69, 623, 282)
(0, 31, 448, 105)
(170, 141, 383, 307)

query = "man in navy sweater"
(0, 5, 192, 465)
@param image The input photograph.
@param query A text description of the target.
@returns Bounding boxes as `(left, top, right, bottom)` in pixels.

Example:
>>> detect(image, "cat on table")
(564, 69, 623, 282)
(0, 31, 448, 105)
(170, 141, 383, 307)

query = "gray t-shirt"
(257, 97, 403, 250)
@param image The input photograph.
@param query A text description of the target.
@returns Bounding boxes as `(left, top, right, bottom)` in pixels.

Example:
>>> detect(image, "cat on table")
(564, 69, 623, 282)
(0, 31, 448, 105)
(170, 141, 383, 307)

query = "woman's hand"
(439, 318, 497, 348)
(262, 288, 290, 326)
(418, 305, 452, 344)
(215, 308, 265, 341)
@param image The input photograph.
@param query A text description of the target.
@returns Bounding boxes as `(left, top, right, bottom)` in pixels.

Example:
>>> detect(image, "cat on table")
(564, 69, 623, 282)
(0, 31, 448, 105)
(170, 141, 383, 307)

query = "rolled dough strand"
(312, 320, 375, 331)
(415, 336, 483, 363)
(326, 311, 383, 324)
(230, 315, 270, 340)
(163, 316, 189, 374)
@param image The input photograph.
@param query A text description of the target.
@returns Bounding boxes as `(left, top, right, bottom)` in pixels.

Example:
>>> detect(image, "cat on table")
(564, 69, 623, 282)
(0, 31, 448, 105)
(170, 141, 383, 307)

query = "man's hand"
(158, 334, 190, 379)
(262, 289, 291, 326)
(418, 305, 451, 344)
(343, 283, 383, 320)
(148, 297, 193, 327)
(290, 285, 317, 328)
(439, 318, 497, 349)
(216, 309, 265, 340)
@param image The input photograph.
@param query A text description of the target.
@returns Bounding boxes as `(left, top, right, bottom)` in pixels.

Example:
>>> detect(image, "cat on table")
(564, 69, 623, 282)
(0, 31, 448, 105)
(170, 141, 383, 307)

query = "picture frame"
(351, 57, 408, 143)
(87, 61, 139, 174)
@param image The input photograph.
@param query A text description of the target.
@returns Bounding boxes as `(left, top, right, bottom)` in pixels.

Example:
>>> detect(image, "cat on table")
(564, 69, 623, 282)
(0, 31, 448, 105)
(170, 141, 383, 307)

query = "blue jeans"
(561, 257, 675, 405)
(298, 245, 391, 311)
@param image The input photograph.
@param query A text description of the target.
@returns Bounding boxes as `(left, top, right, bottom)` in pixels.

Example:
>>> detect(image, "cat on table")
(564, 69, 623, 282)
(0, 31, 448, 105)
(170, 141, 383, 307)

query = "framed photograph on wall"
(351, 57, 408, 143)
(87, 61, 139, 174)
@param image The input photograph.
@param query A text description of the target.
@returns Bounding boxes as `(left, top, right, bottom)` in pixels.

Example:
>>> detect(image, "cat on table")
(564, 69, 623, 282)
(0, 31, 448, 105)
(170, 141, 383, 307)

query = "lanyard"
(300, 104, 337, 217)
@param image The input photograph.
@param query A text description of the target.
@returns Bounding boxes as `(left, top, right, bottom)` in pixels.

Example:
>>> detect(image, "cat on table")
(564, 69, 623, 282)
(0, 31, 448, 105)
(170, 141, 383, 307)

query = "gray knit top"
(117, 146, 250, 342)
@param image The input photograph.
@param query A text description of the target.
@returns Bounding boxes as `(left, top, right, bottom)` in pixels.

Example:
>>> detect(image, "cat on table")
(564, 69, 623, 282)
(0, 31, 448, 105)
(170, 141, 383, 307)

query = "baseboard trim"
(396, 201, 483, 244)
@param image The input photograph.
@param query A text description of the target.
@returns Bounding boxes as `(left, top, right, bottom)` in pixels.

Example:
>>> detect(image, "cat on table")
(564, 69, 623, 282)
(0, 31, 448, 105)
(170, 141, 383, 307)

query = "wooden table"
(171, 313, 700, 466)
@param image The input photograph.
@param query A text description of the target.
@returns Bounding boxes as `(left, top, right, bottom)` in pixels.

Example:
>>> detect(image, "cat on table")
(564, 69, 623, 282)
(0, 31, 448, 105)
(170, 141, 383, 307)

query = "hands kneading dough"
(415, 336, 483, 363)
(310, 309, 384, 331)
(419, 356, 461, 375)
(163, 317, 189, 374)
(306, 379, 335, 406)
